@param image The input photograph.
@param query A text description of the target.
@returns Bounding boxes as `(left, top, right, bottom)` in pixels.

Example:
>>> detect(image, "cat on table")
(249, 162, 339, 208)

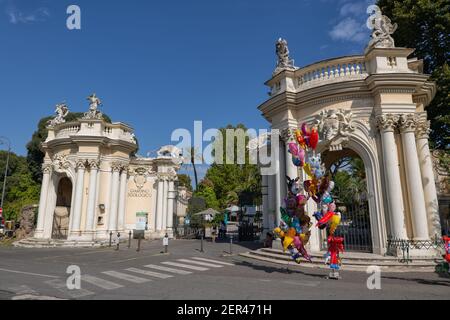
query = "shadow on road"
(234, 260, 326, 279)
(381, 275, 450, 287)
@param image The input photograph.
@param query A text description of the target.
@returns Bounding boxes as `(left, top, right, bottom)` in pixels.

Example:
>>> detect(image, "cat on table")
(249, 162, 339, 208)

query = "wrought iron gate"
(331, 200, 373, 252)
(52, 208, 70, 240)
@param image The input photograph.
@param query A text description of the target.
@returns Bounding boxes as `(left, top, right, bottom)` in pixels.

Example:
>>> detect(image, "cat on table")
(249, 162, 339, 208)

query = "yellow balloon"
(329, 213, 342, 236)
(304, 163, 313, 178)
(283, 236, 294, 252)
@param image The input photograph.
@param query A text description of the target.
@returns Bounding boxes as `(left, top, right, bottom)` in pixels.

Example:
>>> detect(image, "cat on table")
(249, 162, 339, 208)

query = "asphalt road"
(0, 240, 449, 300)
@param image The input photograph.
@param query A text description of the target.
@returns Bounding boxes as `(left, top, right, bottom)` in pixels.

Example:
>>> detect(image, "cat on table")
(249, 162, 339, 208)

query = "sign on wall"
(136, 212, 148, 231)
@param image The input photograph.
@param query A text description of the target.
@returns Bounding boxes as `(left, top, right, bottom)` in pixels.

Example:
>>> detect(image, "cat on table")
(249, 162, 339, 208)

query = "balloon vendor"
(272, 122, 344, 277)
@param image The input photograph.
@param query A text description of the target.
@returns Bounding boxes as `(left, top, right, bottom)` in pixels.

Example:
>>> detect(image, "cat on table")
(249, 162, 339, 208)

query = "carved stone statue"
(274, 38, 296, 75)
(315, 109, 355, 151)
(47, 103, 69, 127)
(367, 5, 398, 49)
(83, 93, 103, 120)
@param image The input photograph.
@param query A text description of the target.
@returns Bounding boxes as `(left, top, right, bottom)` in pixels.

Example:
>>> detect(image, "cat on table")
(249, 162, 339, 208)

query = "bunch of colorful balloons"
(273, 122, 344, 276)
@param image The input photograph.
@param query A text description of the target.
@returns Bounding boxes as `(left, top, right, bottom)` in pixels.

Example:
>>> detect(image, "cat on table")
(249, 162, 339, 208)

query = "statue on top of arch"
(366, 5, 398, 50)
(47, 102, 69, 128)
(274, 38, 297, 75)
(83, 93, 104, 120)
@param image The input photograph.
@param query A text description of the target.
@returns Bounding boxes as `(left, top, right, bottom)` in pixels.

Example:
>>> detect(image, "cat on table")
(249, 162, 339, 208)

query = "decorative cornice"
(376, 114, 399, 132)
(111, 162, 123, 173)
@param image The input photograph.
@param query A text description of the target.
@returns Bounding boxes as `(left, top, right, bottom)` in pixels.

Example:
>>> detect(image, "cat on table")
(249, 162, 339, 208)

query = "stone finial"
(366, 5, 398, 50)
(47, 103, 69, 128)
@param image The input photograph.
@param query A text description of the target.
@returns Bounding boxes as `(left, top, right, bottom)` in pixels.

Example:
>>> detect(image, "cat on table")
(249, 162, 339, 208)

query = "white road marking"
(177, 259, 223, 268)
(191, 257, 235, 266)
(126, 268, 173, 279)
(102, 271, 151, 284)
(8, 285, 38, 295)
(0, 268, 59, 279)
(82, 275, 124, 290)
(12, 294, 66, 300)
(144, 264, 192, 275)
(45, 279, 95, 298)
(161, 261, 209, 271)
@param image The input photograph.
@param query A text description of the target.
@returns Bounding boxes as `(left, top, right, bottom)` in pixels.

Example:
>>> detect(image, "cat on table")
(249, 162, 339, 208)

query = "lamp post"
(0, 137, 11, 211)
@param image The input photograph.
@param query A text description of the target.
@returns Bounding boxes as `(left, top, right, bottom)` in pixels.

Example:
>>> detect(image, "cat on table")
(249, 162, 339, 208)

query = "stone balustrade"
(296, 55, 368, 91)
(50, 121, 136, 144)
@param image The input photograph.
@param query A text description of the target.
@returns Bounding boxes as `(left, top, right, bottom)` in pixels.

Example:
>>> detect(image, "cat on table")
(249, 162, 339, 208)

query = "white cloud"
(339, 2, 366, 16)
(329, 17, 367, 43)
(6, 5, 50, 24)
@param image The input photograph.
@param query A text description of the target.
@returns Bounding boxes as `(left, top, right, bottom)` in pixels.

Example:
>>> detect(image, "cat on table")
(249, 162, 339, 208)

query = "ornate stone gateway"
(18, 95, 191, 247)
(258, 8, 441, 257)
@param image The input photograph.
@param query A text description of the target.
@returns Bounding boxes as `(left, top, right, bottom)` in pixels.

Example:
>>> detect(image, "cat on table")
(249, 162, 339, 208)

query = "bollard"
(163, 233, 169, 254)
(137, 234, 142, 252)
(128, 231, 132, 249)
(200, 234, 204, 253)
(109, 231, 113, 247)
(230, 235, 233, 255)
(116, 232, 121, 251)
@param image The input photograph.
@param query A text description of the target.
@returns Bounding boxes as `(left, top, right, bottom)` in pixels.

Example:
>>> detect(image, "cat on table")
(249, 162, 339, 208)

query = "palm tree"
(183, 147, 203, 192)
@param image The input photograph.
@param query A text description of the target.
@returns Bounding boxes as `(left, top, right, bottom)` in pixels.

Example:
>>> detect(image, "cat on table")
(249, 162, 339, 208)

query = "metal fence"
(333, 200, 373, 253)
(387, 235, 445, 263)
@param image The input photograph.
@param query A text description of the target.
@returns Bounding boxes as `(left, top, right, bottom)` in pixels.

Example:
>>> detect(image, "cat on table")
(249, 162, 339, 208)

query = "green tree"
(177, 174, 193, 192)
(0, 151, 40, 221)
(377, 0, 450, 148)
(194, 181, 220, 210)
(26, 112, 112, 183)
(204, 124, 261, 209)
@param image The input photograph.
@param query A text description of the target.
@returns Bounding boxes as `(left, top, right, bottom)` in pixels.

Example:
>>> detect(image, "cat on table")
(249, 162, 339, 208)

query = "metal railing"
(386, 235, 445, 264)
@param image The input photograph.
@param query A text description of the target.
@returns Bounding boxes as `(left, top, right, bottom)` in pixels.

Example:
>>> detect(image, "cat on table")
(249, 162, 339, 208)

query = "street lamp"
(0, 136, 11, 211)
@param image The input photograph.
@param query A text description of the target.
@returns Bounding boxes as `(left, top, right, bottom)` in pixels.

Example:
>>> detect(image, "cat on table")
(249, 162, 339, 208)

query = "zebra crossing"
(78, 257, 234, 294)
(7, 256, 235, 300)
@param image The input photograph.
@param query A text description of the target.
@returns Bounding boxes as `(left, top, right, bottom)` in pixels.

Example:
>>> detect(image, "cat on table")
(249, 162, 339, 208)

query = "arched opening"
(52, 177, 72, 240)
(322, 148, 373, 252)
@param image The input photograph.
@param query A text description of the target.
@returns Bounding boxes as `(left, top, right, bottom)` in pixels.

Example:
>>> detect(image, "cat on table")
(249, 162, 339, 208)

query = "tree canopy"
(377, 0, 450, 149)
(0, 151, 40, 221)
(192, 124, 261, 211)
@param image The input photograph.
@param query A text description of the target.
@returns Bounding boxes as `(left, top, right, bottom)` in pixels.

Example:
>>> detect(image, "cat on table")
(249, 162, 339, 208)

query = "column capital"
(88, 159, 100, 170)
(376, 114, 399, 132)
(399, 113, 418, 134)
(42, 163, 53, 174)
(416, 119, 431, 140)
(111, 161, 123, 173)
(280, 127, 296, 143)
(76, 159, 87, 170)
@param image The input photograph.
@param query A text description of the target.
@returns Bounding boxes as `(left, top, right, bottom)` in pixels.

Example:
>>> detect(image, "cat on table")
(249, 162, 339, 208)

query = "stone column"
(416, 119, 441, 237)
(274, 142, 282, 227)
(162, 179, 168, 231)
(85, 160, 99, 236)
(108, 163, 121, 232)
(261, 174, 270, 239)
(71, 160, 86, 236)
(283, 129, 298, 180)
(399, 114, 430, 240)
(166, 178, 175, 236)
(117, 165, 129, 232)
(156, 175, 165, 231)
(267, 174, 276, 230)
(35, 164, 52, 239)
(376, 115, 407, 239)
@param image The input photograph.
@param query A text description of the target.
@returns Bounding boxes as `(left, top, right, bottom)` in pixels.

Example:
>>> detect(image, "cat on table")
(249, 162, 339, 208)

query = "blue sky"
(0, 0, 374, 179)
